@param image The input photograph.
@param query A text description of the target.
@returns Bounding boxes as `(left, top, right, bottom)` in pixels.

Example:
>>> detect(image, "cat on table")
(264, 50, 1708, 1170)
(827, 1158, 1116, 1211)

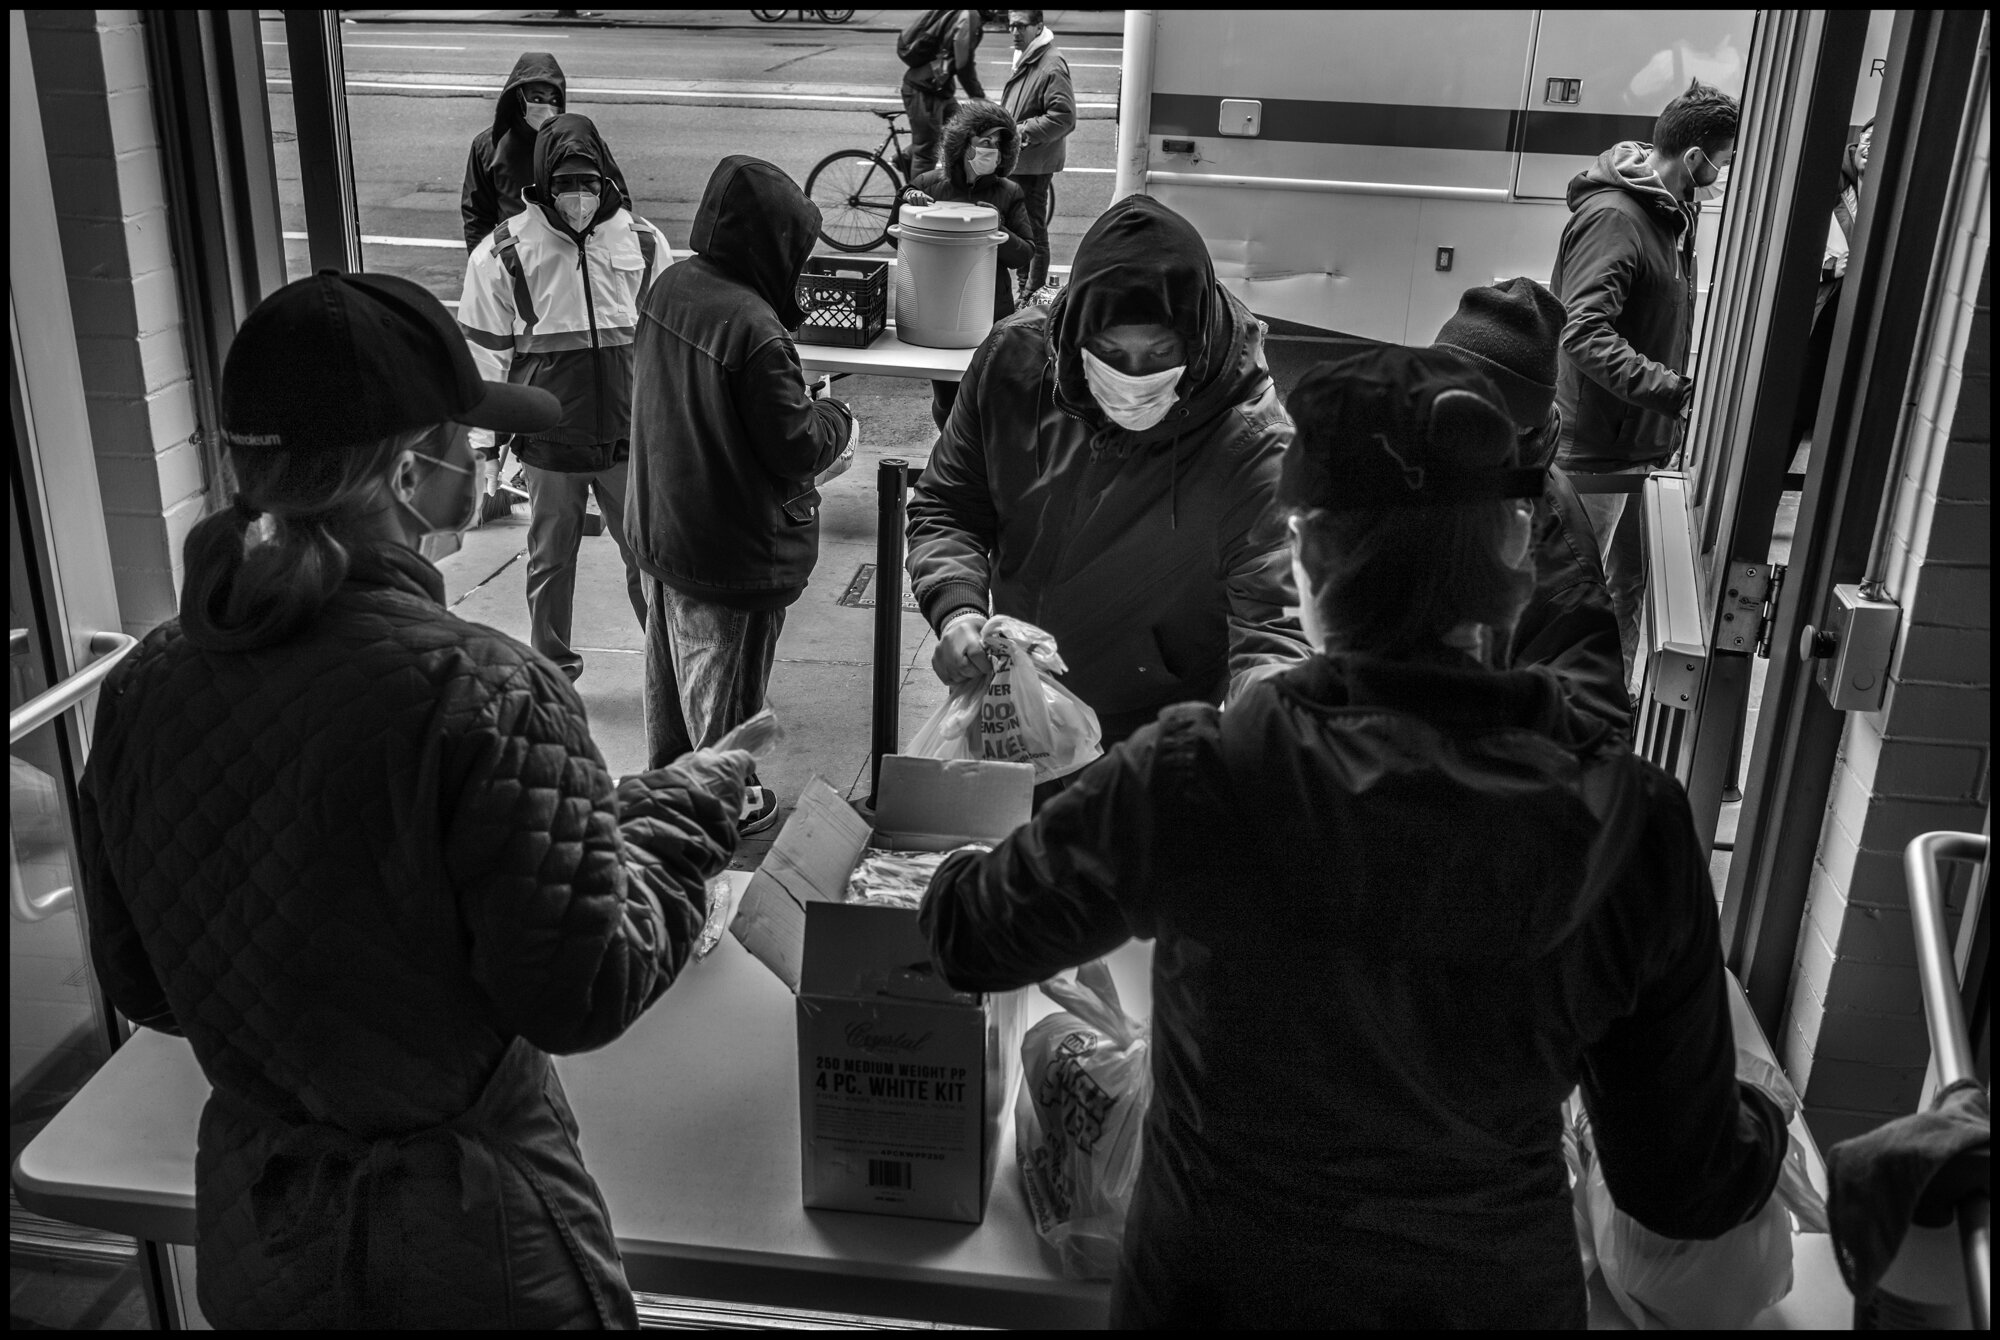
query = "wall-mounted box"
(1217, 98, 1261, 137)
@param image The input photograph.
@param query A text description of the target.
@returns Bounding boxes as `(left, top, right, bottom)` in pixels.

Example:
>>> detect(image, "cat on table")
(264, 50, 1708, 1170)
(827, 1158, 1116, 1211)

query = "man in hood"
(916, 346, 1787, 1327)
(460, 52, 631, 253)
(1552, 78, 1738, 685)
(906, 195, 1311, 781)
(626, 156, 856, 833)
(458, 114, 669, 684)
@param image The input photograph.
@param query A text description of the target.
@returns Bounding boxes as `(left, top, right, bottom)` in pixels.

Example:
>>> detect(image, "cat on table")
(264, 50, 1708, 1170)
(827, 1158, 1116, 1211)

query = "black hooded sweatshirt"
(626, 156, 853, 609)
(460, 53, 631, 252)
(905, 101, 1034, 319)
(906, 195, 1309, 742)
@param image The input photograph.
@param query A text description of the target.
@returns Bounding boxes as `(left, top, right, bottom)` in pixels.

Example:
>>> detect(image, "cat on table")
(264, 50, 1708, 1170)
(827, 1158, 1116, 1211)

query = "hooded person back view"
(626, 155, 855, 832)
(460, 52, 632, 253)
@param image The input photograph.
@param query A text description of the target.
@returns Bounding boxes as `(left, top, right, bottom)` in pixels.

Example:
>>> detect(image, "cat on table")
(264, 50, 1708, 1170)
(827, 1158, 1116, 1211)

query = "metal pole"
(1112, 10, 1157, 203)
(869, 458, 909, 808)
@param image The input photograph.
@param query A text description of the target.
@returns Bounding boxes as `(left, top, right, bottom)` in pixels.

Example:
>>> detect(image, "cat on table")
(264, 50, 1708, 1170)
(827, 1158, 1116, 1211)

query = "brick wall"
(1783, 79, 1992, 1152)
(24, 10, 203, 637)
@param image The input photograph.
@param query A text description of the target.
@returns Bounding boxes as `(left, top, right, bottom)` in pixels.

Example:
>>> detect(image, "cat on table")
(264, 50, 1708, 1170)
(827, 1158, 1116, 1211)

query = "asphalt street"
(261, 13, 1120, 302)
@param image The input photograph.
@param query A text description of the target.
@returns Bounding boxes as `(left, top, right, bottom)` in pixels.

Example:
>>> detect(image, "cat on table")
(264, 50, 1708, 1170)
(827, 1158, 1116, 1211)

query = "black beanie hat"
(1431, 277, 1565, 433)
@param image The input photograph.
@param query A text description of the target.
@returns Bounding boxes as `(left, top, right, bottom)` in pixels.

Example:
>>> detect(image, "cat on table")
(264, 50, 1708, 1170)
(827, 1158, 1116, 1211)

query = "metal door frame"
(1721, 9, 1991, 1036)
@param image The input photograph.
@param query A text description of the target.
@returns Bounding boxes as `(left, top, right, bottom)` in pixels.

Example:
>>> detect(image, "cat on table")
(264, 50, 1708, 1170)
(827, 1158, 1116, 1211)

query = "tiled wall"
(24, 9, 203, 637)
(1784, 76, 1992, 1152)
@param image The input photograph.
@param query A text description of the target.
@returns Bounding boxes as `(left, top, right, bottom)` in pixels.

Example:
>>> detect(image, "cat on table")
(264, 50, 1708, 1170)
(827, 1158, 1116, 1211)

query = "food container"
(888, 201, 1008, 349)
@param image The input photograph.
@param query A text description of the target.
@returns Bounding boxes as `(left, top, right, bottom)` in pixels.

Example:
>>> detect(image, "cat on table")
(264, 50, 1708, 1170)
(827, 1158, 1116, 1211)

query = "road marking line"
(284, 230, 464, 249)
(985, 59, 1121, 68)
(267, 76, 1117, 109)
(345, 43, 467, 51)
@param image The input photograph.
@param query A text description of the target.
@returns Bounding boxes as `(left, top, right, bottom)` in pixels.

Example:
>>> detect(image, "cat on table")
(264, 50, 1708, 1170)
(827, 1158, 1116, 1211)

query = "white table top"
(794, 325, 977, 382)
(9, 869, 1852, 1329)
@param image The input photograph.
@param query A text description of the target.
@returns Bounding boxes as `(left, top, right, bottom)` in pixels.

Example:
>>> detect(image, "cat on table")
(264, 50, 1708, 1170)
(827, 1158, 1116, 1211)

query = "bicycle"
(751, 8, 854, 22)
(806, 109, 910, 252)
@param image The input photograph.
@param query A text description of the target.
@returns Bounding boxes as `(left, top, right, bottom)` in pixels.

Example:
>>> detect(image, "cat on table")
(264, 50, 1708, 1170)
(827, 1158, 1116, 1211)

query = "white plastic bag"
(1015, 959, 1150, 1279)
(906, 616, 1103, 784)
(1566, 970, 1831, 1328)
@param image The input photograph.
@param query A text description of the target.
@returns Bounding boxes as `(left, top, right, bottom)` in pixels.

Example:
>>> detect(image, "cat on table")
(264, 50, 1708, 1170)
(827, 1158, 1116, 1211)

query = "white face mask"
(966, 146, 1001, 178)
(556, 189, 598, 232)
(396, 444, 479, 559)
(523, 102, 556, 132)
(1082, 347, 1185, 432)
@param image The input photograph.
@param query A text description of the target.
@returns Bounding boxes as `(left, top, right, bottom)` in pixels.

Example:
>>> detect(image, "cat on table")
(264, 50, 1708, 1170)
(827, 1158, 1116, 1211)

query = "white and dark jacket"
(458, 114, 671, 472)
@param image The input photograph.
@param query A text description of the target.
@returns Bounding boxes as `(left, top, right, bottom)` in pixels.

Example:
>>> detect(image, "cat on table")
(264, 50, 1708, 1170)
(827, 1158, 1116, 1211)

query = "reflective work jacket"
(459, 204, 671, 472)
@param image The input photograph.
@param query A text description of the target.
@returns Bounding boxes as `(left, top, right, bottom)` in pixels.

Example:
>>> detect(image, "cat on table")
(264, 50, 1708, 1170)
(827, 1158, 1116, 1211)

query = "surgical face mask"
(1690, 147, 1729, 203)
(556, 189, 599, 232)
(523, 101, 557, 132)
(396, 432, 480, 555)
(966, 146, 1001, 178)
(1081, 347, 1185, 432)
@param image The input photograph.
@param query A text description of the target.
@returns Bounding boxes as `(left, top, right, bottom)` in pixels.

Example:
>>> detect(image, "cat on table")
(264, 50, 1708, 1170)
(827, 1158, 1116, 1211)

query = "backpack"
(897, 9, 955, 67)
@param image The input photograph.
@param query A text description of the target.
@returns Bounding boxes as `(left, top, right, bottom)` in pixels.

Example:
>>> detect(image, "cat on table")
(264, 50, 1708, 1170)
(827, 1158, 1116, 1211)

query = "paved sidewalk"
(342, 10, 1128, 39)
(435, 372, 949, 868)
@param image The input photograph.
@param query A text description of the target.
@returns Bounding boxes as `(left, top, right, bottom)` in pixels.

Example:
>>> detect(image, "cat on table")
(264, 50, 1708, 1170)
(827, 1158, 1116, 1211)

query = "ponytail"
(179, 427, 427, 652)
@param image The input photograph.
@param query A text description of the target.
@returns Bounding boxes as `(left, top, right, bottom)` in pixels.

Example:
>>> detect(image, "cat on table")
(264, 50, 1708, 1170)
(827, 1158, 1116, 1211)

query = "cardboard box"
(731, 756, 1034, 1223)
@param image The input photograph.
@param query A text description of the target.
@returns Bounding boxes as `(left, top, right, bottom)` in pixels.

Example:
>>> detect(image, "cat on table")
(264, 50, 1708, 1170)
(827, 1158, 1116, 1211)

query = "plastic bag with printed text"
(1015, 959, 1151, 1280)
(905, 616, 1103, 785)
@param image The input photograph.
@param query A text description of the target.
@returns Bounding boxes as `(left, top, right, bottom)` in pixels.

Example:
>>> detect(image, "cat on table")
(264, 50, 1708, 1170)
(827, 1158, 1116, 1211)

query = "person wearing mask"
(460, 52, 631, 254)
(906, 195, 1310, 788)
(627, 156, 856, 833)
(458, 114, 667, 685)
(897, 9, 987, 178)
(901, 99, 1036, 430)
(1000, 9, 1075, 301)
(76, 271, 754, 1328)
(1431, 277, 1633, 739)
(917, 344, 1788, 1328)
(1553, 78, 1739, 685)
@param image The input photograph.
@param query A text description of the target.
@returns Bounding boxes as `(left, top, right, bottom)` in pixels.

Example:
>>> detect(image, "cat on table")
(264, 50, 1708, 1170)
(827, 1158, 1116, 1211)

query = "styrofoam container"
(889, 201, 1008, 349)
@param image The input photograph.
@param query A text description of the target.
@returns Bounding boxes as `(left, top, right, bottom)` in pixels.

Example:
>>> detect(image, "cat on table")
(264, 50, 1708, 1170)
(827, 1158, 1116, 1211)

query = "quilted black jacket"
(77, 543, 736, 1328)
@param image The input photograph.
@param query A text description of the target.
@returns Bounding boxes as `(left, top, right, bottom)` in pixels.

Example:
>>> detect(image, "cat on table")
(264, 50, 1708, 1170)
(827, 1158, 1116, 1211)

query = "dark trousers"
(644, 579, 786, 770)
(522, 461, 647, 678)
(902, 80, 958, 178)
(1013, 172, 1055, 294)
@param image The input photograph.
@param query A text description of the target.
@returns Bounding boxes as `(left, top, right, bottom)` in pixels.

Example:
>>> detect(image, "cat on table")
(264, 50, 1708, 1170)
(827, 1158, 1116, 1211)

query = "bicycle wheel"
(751, 9, 788, 22)
(817, 8, 855, 20)
(806, 150, 901, 251)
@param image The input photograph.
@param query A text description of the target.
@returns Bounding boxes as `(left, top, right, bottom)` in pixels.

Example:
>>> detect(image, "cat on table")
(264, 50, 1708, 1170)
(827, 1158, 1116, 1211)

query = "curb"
(345, 17, 1127, 39)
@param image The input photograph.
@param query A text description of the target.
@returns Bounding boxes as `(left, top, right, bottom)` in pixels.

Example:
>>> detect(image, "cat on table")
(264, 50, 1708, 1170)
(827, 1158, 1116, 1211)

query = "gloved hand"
(671, 747, 757, 819)
(932, 610, 993, 686)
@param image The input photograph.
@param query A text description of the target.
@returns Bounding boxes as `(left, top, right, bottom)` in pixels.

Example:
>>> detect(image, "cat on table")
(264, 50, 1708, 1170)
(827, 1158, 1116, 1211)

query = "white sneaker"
(739, 785, 780, 835)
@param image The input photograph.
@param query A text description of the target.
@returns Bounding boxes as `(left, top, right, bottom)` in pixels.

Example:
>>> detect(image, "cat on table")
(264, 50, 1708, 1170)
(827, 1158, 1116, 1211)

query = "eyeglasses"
(1007, 21, 1034, 30)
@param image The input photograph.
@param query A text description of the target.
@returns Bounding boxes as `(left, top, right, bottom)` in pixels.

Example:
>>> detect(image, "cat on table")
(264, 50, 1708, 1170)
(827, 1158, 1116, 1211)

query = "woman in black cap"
(76, 271, 753, 1328)
(917, 345, 1786, 1327)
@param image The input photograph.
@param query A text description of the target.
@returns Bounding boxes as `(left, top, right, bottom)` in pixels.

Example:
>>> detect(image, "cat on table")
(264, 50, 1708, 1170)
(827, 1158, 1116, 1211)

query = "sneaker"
(739, 785, 780, 835)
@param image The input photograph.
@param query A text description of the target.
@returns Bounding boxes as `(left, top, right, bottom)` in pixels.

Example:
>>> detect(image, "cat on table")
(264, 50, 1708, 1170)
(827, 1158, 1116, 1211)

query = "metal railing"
(869, 458, 913, 807)
(10, 630, 138, 924)
(1903, 829, 1991, 1331)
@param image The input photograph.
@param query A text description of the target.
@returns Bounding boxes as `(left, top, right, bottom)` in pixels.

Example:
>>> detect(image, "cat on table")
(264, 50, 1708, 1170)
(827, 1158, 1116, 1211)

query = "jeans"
(522, 461, 647, 678)
(1571, 464, 1650, 689)
(901, 81, 958, 178)
(1013, 173, 1054, 294)
(644, 580, 786, 770)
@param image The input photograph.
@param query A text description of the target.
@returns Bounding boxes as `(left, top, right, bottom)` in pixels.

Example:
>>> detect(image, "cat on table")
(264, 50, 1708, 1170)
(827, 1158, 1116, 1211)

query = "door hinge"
(1718, 561, 1784, 657)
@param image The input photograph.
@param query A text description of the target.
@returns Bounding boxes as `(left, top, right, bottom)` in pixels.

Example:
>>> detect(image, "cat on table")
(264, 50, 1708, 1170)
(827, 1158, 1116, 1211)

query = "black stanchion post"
(869, 458, 909, 808)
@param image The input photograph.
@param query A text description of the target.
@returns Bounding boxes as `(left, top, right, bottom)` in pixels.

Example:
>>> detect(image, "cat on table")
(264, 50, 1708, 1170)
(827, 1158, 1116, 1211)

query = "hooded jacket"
(906, 101, 1034, 320)
(460, 53, 632, 253)
(907, 196, 1310, 743)
(1551, 142, 1702, 472)
(920, 655, 1787, 1327)
(77, 541, 738, 1327)
(459, 115, 671, 473)
(1000, 31, 1075, 176)
(626, 155, 854, 610)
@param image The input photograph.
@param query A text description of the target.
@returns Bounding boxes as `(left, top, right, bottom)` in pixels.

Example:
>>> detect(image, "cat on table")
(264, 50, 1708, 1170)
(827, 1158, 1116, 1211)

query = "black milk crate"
(795, 257, 888, 348)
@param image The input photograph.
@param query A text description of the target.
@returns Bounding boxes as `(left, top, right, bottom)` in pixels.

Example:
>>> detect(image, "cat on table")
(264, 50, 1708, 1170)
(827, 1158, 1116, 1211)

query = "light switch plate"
(1218, 99, 1262, 137)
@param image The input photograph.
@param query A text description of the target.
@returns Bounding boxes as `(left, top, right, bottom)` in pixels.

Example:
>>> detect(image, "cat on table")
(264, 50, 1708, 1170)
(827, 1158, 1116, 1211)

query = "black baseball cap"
(220, 270, 559, 453)
(1279, 345, 1544, 511)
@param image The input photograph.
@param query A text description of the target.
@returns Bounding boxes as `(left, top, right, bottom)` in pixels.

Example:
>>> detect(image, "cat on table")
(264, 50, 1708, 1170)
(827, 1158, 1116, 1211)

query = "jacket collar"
(344, 542, 447, 606)
(1010, 27, 1055, 72)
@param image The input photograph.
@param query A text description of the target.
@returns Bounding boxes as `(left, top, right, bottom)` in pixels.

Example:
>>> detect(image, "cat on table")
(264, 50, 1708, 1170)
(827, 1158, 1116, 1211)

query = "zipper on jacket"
(576, 230, 606, 446)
